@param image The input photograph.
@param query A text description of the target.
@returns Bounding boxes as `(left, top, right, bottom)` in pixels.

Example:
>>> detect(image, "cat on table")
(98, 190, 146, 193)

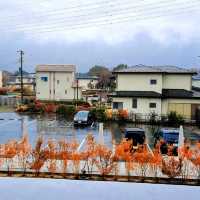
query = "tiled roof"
(111, 89, 200, 99)
(162, 89, 194, 98)
(36, 65, 76, 72)
(76, 73, 98, 80)
(110, 91, 162, 98)
(113, 65, 196, 74)
(162, 89, 200, 99)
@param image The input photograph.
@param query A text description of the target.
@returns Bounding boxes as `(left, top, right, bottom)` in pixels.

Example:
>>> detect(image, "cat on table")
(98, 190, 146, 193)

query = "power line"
(0, 0, 142, 21)
(21, 4, 200, 36)
(26, 8, 198, 39)
(0, 0, 199, 33)
(0, 0, 196, 26)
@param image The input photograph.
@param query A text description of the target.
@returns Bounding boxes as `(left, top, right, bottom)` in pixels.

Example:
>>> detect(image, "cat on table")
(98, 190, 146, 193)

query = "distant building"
(7, 73, 36, 91)
(36, 64, 81, 101)
(77, 74, 98, 90)
(192, 75, 200, 88)
(110, 65, 200, 120)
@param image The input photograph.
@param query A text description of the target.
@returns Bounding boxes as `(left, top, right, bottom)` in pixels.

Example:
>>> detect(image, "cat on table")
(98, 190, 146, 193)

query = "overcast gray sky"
(0, 0, 200, 73)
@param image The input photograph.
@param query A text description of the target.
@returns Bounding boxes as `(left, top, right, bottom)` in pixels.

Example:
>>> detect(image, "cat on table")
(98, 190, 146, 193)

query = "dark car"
(73, 111, 93, 126)
(159, 128, 179, 155)
(124, 128, 145, 147)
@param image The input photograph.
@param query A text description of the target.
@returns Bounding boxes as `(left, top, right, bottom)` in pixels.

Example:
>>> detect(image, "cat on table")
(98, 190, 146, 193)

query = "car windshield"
(75, 111, 89, 118)
(163, 132, 179, 143)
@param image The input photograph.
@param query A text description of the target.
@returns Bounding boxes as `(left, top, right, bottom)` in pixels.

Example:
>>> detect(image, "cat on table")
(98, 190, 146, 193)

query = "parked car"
(159, 128, 179, 155)
(73, 110, 94, 126)
(124, 128, 145, 148)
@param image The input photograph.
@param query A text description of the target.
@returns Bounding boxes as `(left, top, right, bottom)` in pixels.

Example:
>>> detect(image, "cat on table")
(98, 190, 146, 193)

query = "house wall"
(116, 74, 163, 93)
(112, 97, 200, 119)
(112, 97, 162, 116)
(36, 71, 76, 101)
(163, 74, 192, 90)
(162, 98, 200, 119)
(116, 73, 192, 92)
(54, 72, 74, 101)
(36, 72, 50, 100)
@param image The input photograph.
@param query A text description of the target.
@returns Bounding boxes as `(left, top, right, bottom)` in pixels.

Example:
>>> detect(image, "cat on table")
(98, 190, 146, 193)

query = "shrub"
(167, 111, 184, 126)
(118, 109, 129, 121)
(149, 112, 158, 125)
(44, 104, 57, 113)
(56, 105, 76, 116)
(0, 87, 8, 95)
(105, 109, 112, 120)
(90, 107, 107, 122)
(34, 101, 45, 113)
(162, 157, 181, 178)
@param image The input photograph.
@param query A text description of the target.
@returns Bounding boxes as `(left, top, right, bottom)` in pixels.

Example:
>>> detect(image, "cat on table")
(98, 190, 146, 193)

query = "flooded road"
(0, 112, 200, 149)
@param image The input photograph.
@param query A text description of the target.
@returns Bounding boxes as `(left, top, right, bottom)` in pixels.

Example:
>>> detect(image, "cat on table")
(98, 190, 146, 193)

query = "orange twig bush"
(0, 132, 199, 182)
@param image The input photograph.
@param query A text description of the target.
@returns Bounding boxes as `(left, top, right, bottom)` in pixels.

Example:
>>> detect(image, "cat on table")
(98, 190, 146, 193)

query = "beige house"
(36, 64, 81, 101)
(111, 65, 200, 120)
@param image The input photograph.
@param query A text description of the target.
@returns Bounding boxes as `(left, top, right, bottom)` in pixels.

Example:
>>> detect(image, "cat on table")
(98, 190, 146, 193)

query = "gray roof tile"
(113, 65, 196, 74)
(36, 64, 76, 72)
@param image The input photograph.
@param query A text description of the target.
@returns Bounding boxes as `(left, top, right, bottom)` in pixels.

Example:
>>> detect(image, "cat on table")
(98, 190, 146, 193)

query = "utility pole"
(18, 50, 24, 104)
(76, 79, 79, 101)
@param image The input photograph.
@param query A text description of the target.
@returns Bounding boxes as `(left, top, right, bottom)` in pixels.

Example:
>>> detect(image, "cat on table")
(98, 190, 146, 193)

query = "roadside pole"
(18, 50, 24, 104)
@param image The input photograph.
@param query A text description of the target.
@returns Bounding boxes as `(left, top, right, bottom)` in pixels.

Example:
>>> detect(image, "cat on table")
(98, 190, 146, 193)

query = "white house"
(36, 64, 81, 101)
(111, 65, 200, 120)
(77, 74, 98, 90)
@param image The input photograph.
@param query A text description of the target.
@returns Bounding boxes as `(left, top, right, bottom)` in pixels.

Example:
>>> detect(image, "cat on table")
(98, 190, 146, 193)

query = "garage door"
(168, 103, 191, 119)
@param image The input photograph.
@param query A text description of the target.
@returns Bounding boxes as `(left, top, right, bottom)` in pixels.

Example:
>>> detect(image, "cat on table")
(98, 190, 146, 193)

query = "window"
(150, 79, 157, 85)
(57, 80, 60, 84)
(65, 90, 67, 94)
(67, 77, 70, 82)
(149, 103, 156, 108)
(113, 102, 123, 109)
(41, 77, 48, 82)
(132, 98, 137, 108)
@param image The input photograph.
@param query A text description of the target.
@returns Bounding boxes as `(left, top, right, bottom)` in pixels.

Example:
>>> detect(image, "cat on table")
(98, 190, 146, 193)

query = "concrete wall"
(163, 74, 192, 90)
(36, 71, 76, 101)
(116, 74, 163, 93)
(112, 97, 162, 116)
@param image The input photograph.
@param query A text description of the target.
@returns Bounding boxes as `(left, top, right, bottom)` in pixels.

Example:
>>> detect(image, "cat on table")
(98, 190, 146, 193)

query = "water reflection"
(0, 113, 200, 149)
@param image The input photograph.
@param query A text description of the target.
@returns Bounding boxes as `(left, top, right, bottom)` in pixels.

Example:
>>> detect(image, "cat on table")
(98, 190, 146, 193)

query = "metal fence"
(0, 95, 19, 107)
(126, 112, 197, 125)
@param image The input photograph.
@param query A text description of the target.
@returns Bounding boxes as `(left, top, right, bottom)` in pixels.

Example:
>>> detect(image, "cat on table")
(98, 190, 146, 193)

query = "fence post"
(98, 123, 104, 145)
